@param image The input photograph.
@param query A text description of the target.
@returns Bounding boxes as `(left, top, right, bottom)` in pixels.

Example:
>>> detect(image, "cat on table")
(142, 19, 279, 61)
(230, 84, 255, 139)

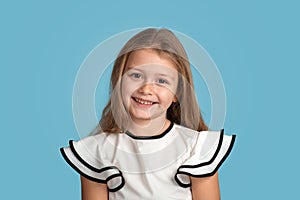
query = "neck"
(127, 116, 171, 137)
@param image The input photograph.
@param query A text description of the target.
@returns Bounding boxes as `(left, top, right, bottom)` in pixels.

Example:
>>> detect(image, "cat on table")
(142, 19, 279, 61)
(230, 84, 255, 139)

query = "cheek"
(163, 81, 178, 97)
(168, 85, 178, 96)
(121, 78, 139, 102)
(159, 89, 176, 104)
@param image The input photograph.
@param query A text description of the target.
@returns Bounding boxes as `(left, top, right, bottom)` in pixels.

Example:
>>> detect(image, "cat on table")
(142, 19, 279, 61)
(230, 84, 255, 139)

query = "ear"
(172, 96, 177, 103)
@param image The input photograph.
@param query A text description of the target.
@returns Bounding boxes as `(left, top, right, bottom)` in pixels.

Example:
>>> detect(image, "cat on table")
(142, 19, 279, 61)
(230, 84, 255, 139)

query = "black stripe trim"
(174, 174, 191, 188)
(106, 173, 126, 192)
(175, 130, 224, 188)
(179, 129, 224, 169)
(125, 122, 174, 140)
(60, 146, 125, 192)
(69, 140, 118, 173)
(175, 132, 236, 188)
(60, 147, 106, 184)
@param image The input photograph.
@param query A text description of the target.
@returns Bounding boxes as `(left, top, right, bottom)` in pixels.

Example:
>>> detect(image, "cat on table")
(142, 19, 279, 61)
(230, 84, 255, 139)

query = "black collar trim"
(125, 122, 174, 140)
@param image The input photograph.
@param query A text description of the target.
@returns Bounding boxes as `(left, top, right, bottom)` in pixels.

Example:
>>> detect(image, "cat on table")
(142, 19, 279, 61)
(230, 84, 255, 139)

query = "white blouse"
(60, 123, 235, 200)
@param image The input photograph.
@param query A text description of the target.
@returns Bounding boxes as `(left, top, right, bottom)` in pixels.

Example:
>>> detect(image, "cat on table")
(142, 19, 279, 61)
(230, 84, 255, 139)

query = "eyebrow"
(126, 67, 143, 73)
(127, 66, 177, 79)
(156, 73, 176, 79)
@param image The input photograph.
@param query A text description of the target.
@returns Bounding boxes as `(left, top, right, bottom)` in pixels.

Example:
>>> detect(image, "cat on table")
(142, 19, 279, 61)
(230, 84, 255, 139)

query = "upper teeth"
(135, 98, 153, 105)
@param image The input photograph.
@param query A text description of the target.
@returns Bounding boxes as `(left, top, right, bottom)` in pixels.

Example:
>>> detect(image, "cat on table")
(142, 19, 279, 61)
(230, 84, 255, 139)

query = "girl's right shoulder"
(61, 132, 120, 159)
(60, 132, 125, 192)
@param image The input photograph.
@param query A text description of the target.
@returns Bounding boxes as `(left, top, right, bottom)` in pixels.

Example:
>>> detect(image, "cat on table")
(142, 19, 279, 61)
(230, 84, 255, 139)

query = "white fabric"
(60, 124, 235, 199)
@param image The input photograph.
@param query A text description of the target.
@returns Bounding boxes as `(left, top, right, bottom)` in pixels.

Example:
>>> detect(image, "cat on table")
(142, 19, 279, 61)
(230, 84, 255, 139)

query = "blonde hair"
(98, 28, 207, 133)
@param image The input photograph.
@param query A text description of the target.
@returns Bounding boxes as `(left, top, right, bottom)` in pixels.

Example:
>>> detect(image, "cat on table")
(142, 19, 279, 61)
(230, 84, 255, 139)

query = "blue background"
(1, 0, 299, 199)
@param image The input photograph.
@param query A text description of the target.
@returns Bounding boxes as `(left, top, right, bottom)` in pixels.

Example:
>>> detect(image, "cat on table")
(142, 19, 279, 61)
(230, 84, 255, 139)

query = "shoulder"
(60, 132, 125, 192)
(174, 128, 236, 187)
(172, 124, 218, 148)
(172, 124, 200, 143)
(173, 123, 200, 134)
(174, 124, 235, 156)
(75, 132, 121, 145)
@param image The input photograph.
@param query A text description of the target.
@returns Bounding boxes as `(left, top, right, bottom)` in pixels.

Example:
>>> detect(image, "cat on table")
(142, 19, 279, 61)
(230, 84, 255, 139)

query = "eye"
(157, 78, 168, 84)
(130, 73, 142, 79)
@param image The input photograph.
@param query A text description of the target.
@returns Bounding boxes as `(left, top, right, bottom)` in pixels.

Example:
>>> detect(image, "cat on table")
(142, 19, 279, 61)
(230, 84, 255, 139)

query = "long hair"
(98, 28, 207, 133)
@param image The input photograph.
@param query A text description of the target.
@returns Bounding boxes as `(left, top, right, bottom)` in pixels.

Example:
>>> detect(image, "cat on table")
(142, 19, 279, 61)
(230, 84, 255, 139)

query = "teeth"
(134, 97, 153, 105)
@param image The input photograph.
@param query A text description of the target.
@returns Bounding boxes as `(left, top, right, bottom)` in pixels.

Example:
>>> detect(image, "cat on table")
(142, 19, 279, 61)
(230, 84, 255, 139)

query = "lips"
(132, 97, 157, 105)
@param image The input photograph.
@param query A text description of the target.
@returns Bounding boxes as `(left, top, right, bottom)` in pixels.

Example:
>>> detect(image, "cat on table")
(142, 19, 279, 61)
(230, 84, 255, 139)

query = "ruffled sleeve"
(60, 136, 125, 192)
(175, 129, 236, 187)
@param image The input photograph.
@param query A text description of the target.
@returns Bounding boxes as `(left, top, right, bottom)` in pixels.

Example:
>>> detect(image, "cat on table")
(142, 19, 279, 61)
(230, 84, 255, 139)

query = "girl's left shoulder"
(174, 124, 236, 187)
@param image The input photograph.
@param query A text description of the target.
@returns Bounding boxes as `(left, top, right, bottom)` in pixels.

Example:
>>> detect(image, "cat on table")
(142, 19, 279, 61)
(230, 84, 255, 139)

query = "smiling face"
(121, 49, 179, 125)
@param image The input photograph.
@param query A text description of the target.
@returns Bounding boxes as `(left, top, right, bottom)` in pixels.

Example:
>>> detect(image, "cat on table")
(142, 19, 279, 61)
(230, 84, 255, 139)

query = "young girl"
(60, 28, 236, 200)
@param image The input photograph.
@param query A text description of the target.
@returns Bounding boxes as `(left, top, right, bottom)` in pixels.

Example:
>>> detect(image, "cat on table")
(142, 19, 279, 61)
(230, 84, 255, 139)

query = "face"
(120, 49, 178, 125)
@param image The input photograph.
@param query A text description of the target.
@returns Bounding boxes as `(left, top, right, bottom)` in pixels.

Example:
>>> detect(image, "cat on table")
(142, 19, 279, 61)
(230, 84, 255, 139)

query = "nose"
(138, 83, 154, 95)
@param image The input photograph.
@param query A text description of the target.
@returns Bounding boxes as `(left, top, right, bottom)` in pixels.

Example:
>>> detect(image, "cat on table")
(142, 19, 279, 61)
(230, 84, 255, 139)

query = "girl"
(60, 28, 236, 200)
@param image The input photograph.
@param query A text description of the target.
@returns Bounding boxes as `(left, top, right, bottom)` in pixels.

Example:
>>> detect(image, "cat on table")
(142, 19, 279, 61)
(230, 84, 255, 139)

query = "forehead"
(125, 49, 177, 71)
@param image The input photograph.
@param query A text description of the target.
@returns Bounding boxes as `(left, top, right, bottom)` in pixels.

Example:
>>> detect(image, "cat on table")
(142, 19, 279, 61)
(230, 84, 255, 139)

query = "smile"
(133, 97, 157, 105)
